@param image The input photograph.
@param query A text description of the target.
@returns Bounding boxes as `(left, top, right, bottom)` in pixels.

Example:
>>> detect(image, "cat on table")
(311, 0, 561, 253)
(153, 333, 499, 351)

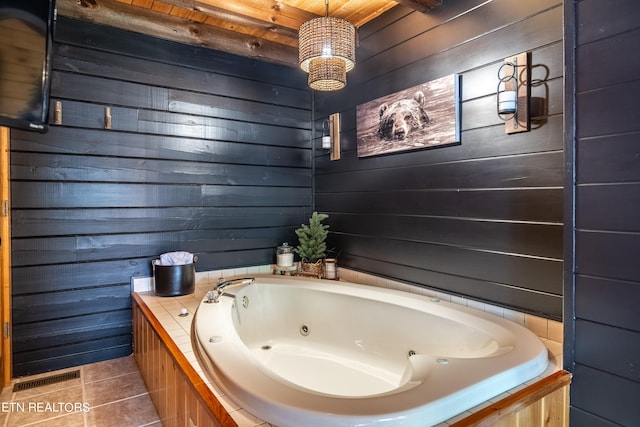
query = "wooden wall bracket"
(104, 106, 112, 129)
(53, 101, 62, 125)
(329, 112, 341, 161)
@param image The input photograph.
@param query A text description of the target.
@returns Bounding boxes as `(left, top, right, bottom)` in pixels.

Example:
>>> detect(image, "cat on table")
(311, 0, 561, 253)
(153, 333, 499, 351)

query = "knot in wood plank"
(76, 0, 97, 9)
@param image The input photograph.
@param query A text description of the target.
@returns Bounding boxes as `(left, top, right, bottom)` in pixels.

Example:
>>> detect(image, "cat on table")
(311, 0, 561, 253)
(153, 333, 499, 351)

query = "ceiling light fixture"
(298, 0, 356, 91)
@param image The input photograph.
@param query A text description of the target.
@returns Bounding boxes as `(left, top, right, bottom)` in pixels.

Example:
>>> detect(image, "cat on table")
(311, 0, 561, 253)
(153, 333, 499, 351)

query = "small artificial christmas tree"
(294, 211, 329, 263)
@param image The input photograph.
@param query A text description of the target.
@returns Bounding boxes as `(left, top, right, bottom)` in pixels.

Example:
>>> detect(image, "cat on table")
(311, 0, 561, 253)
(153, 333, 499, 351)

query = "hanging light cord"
(325, 0, 329, 17)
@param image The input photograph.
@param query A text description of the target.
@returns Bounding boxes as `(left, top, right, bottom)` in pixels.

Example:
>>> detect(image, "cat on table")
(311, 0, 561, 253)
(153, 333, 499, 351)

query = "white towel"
(157, 251, 194, 266)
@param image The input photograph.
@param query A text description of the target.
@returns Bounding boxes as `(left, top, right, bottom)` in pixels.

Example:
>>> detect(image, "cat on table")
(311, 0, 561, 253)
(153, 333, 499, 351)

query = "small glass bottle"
(276, 243, 294, 267)
(324, 258, 337, 279)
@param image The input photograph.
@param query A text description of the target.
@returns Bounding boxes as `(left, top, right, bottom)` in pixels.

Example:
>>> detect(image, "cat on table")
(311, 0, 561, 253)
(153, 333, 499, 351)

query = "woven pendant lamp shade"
(298, 7, 355, 91)
(308, 57, 346, 91)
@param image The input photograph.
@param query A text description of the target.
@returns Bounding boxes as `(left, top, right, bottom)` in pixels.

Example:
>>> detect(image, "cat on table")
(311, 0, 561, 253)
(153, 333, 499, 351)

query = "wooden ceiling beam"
(153, 0, 300, 45)
(334, 0, 397, 28)
(57, 0, 300, 67)
(173, 0, 320, 31)
(57, 0, 447, 67)
(394, 0, 443, 13)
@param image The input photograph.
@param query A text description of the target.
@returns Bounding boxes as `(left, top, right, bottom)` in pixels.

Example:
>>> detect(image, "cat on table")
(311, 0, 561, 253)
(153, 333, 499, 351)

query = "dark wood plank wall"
(9, 17, 311, 377)
(314, 0, 564, 319)
(566, 0, 640, 425)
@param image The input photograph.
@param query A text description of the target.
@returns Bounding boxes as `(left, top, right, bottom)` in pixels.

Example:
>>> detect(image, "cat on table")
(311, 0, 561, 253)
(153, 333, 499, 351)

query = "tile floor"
(0, 356, 161, 427)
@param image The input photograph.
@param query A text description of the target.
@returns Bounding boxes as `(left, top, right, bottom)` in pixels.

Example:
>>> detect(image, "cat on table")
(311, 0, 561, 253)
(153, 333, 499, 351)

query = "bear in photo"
(377, 91, 430, 141)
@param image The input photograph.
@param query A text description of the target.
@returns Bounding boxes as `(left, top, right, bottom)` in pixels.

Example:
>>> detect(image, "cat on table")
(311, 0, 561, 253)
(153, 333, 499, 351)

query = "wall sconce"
(321, 119, 331, 149)
(497, 52, 530, 134)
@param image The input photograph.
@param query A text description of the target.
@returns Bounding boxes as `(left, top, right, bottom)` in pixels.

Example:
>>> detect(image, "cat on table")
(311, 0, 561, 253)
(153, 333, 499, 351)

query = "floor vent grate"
(13, 370, 80, 392)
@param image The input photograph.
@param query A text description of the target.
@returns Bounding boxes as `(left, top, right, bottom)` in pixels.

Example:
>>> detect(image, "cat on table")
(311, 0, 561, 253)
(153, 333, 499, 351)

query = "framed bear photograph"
(356, 74, 461, 157)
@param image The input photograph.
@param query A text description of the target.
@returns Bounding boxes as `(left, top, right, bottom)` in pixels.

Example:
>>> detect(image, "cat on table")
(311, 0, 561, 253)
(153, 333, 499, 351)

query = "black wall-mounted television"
(0, 0, 55, 133)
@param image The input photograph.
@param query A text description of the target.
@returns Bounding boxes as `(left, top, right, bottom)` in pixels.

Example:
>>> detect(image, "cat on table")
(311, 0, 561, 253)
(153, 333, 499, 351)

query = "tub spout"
(209, 277, 255, 303)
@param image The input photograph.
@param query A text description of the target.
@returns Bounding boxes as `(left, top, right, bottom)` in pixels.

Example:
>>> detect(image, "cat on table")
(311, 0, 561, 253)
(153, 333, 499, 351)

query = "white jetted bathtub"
(194, 276, 549, 427)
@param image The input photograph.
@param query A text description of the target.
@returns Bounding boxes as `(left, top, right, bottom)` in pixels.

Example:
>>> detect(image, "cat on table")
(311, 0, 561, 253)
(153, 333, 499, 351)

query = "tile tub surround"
(132, 266, 564, 427)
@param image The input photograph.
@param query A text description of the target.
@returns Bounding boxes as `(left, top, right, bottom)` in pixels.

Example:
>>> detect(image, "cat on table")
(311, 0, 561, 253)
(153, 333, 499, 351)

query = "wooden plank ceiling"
(57, 0, 443, 67)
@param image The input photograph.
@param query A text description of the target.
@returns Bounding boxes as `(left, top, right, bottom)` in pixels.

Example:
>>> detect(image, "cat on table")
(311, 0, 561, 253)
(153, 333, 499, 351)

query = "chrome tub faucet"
(207, 277, 255, 303)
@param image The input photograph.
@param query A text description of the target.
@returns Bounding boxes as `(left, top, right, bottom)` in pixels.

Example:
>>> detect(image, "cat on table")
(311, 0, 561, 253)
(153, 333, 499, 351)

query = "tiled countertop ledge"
(132, 265, 563, 427)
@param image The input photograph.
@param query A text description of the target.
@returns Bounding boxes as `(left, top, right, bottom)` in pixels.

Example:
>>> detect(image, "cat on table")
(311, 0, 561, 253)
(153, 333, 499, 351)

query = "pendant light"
(298, 0, 356, 91)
